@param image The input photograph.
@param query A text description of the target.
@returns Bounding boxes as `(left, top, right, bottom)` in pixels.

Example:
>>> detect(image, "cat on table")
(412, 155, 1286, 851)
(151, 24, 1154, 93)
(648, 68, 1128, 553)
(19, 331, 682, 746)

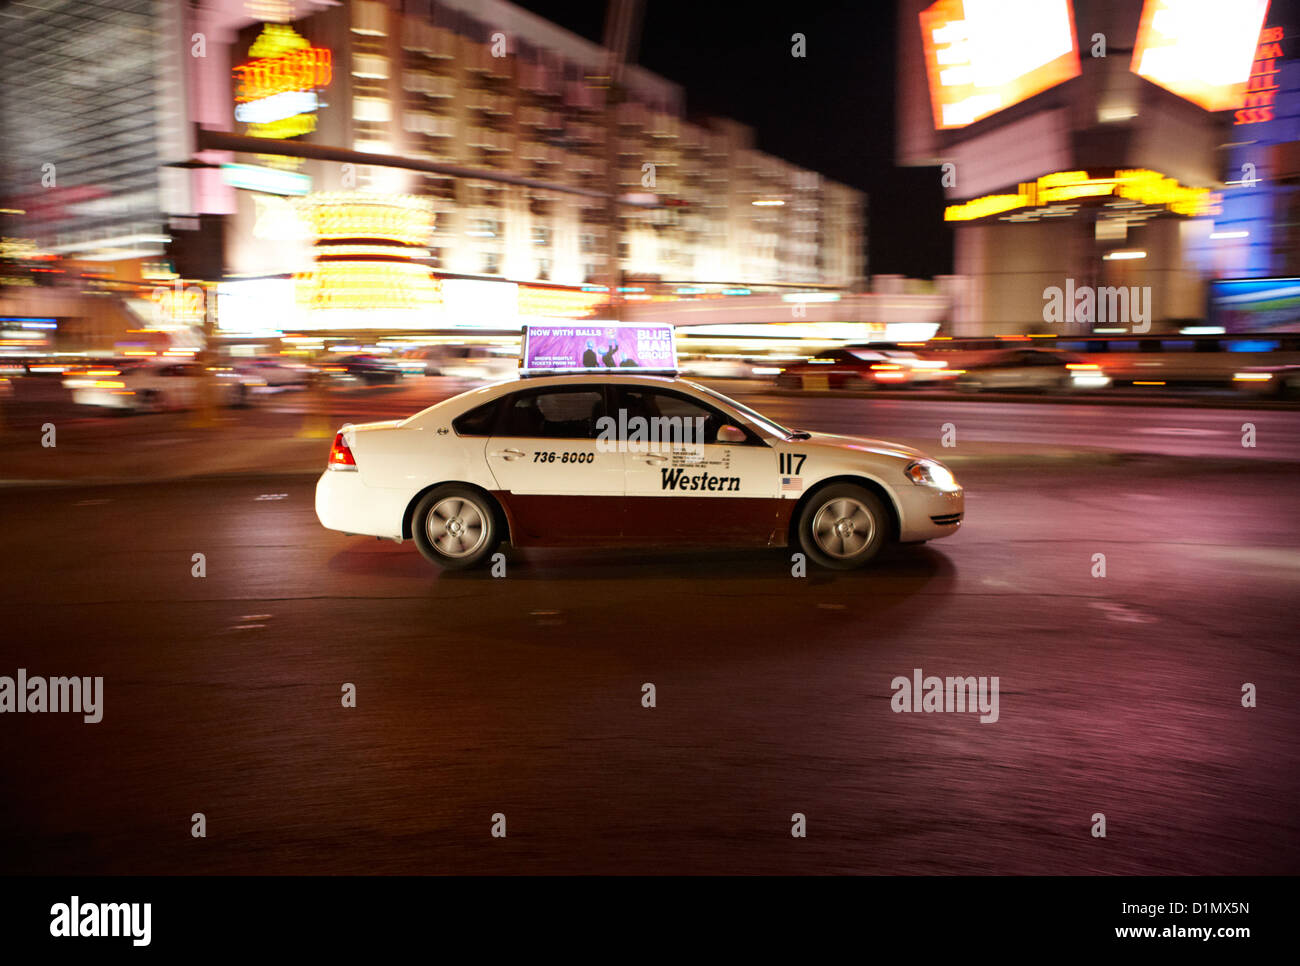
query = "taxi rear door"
(484, 384, 624, 545)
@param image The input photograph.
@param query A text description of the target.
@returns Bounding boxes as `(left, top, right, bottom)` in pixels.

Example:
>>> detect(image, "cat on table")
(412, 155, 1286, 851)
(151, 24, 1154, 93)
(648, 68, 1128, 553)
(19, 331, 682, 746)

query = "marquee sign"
(945, 169, 1218, 222)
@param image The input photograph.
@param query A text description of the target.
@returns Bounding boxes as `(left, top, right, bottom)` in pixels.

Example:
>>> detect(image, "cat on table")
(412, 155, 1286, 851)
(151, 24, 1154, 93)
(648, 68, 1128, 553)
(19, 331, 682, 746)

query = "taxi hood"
(795, 431, 930, 463)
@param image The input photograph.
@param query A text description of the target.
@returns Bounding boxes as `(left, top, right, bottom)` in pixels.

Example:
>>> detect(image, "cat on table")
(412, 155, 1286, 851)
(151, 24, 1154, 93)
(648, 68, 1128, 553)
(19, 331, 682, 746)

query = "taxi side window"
(498, 388, 605, 439)
(611, 387, 757, 445)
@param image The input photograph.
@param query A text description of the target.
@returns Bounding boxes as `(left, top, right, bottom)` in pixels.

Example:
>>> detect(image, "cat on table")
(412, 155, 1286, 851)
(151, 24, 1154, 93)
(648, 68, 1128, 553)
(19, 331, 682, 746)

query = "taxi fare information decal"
(522, 324, 676, 372)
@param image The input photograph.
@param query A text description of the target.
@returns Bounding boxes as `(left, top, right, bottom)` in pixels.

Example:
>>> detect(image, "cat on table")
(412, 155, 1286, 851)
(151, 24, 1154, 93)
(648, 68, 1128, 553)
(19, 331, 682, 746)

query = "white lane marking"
(1132, 427, 1224, 436)
(228, 613, 272, 633)
(1089, 601, 1155, 624)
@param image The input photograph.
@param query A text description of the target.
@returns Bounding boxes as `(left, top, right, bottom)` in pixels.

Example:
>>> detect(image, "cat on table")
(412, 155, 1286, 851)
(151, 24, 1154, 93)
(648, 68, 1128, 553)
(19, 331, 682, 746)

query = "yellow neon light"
(248, 113, 317, 140)
(517, 286, 609, 319)
(943, 194, 1025, 221)
(298, 193, 434, 246)
(295, 262, 442, 311)
(945, 168, 1218, 221)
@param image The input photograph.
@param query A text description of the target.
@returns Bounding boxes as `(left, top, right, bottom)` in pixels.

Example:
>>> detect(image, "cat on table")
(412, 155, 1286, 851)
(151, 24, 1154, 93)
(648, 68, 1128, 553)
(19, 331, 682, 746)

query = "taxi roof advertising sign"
(521, 323, 677, 374)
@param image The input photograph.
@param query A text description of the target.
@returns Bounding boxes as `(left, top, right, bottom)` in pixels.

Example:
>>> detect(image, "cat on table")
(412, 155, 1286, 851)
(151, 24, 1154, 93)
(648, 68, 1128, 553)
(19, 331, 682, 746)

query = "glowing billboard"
(919, 0, 1081, 130)
(1131, 0, 1271, 112)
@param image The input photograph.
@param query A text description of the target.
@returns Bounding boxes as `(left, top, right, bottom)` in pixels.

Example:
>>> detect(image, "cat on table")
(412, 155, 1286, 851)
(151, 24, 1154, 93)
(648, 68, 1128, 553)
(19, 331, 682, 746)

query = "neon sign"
(295, 194, 440, 312)
(294, 262, 441, 312)
(517, 285, 609, 319)
(233, 24, 331, 140)
(297, 193, 433, 247)
(1235, 25, 1284, 124)
(945, 169, 1218, 221)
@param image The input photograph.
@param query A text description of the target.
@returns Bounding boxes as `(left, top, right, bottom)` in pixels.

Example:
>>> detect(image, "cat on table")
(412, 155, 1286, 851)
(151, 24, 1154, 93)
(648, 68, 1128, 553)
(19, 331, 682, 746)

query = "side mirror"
(716, 424, 746, 444)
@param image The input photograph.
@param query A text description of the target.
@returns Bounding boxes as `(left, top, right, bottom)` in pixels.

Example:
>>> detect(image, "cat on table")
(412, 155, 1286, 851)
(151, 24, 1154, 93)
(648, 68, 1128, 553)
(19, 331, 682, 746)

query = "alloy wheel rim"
(426, 497, 487, 557)
(812, 497, 875, 558)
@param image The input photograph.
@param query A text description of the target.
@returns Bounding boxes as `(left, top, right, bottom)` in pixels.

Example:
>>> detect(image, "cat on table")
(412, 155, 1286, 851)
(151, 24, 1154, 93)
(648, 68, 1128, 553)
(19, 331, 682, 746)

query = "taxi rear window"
(452, 400, 499, 436)
(498, 388, 606, 439)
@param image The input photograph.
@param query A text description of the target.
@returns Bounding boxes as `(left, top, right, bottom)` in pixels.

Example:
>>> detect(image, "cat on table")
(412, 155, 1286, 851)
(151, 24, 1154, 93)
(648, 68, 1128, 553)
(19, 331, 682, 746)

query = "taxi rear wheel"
(797, 484, 889, 570)
(412, 486, 499, 570)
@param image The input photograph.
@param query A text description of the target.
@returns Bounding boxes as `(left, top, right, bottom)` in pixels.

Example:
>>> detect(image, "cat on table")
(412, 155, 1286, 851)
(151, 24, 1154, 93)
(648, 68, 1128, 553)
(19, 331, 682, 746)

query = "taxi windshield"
(689, 382, 796, 439)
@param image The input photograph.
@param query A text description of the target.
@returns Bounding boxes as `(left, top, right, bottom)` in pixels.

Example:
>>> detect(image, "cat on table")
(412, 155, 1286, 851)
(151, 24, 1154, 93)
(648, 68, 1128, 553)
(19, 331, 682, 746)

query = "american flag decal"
(781, 476, 802, 491)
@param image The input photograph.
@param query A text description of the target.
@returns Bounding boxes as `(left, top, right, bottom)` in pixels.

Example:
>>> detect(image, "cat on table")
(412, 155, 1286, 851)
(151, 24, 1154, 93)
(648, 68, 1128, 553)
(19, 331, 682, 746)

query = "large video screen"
(919, 0, 1081, 130)
(1209, 277, 1300, 333)
(1131, 0, 1271, 111)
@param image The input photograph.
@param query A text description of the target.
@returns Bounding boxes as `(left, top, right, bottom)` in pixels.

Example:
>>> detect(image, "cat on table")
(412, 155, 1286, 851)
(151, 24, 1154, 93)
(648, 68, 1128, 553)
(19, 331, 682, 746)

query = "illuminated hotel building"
(197, 0, 867, 335)
(1, 0, 864, 345)
(897, 0, 1296, 335)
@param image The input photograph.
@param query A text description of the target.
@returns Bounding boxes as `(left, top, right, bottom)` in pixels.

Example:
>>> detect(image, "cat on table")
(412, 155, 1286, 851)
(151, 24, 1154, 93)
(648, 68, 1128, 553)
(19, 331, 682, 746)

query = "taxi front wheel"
(797, 484, 889, 570)
(412, 486, 499, 570)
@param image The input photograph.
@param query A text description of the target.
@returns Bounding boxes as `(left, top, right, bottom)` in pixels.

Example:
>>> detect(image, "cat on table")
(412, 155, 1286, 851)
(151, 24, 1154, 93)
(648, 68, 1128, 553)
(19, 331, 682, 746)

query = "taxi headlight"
(905, 459, 959, 492)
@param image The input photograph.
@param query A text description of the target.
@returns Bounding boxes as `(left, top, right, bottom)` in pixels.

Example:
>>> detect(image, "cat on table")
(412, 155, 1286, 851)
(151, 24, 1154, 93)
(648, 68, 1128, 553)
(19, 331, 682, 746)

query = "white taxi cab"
(315, 325, 963, 570)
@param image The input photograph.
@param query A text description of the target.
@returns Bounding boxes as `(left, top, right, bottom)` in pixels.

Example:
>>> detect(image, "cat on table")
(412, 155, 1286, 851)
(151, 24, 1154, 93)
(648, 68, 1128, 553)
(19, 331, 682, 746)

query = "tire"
(135, 389, 163, 413)
(796, 483, 890, 570)
(411, 486, 500, 570)
(844, 374, 873, 393)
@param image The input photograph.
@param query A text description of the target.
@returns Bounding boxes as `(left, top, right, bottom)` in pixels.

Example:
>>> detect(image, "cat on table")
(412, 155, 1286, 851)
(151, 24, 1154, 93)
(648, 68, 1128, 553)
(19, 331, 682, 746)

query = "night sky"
(515, 0, 953, 279)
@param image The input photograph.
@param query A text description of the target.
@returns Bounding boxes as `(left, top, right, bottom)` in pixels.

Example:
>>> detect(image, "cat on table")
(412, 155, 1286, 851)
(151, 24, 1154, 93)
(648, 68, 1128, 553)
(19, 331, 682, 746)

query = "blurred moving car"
(0, 358, 25, 394)
(1233, 364, 1300, 399)
(235, 357, 312, 390)
(955, 349, 1110, 392)
(774, 347, 957, 390)
(315, 354, 404, 386)
(401, 345, 518, 382)
(64, 361, 252, 412)
(678, 355, 756, 379)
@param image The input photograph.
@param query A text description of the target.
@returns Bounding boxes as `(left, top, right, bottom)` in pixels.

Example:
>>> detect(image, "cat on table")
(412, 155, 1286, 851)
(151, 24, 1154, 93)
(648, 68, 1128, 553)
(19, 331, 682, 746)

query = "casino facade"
(897, 0, 1299, 336)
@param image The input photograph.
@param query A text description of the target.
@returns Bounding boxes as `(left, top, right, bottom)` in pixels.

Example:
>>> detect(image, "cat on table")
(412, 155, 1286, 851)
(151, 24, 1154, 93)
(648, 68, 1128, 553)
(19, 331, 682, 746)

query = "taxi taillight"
(328, 432, 357, 470)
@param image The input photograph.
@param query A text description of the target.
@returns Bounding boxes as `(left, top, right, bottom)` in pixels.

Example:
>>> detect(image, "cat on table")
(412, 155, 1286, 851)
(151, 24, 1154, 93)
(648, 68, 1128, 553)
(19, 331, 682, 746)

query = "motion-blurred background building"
(898, 0, 1299, 335)
(4, 0, 1298, 356)
(1, 0, 869, 352)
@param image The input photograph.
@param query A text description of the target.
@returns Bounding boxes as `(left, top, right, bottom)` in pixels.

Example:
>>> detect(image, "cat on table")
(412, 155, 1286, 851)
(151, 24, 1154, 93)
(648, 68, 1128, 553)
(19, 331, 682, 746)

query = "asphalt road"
(1, 455, 1296, 874)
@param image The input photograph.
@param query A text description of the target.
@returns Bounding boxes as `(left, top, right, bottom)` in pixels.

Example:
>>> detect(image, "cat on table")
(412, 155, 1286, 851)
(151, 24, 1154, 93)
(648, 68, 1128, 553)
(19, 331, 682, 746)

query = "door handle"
(642, 454, 668, 464)
(494, 448, 526, 461)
